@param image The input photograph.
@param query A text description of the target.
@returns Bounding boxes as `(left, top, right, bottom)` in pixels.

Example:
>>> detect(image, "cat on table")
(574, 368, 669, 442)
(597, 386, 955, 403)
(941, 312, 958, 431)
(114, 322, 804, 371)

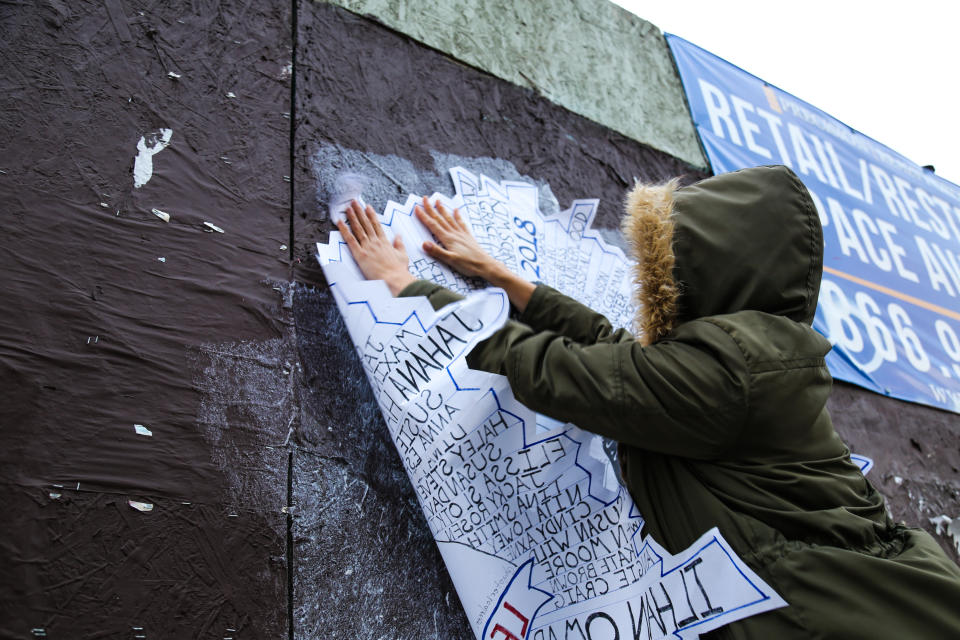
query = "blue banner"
(666, 34, 960, 413)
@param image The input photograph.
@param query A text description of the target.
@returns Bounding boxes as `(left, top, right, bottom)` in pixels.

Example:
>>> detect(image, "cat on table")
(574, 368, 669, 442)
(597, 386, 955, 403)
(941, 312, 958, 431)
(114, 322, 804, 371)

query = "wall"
(0, 0, 291, 635)
(325, 0, 706, 169)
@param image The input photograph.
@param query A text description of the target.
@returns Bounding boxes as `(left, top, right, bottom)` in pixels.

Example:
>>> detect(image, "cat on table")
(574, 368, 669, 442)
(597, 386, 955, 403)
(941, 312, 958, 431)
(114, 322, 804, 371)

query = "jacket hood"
(622, 165, 822, 345)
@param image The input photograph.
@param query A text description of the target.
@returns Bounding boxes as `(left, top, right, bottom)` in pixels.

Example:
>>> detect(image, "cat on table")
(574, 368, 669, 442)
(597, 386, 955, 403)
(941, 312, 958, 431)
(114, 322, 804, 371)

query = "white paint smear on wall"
(133, 128, 173, 188)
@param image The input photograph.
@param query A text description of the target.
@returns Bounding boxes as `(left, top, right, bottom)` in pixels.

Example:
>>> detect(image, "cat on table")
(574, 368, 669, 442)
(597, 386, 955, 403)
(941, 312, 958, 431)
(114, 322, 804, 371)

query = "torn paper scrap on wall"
(133, 128, 173, 188)
(315, 167, 786, 638)
(930, 515, 960, 556)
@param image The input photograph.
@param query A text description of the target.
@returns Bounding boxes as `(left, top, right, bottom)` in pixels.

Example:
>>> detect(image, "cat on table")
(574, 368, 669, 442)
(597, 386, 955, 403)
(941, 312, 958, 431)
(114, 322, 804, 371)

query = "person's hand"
(415, 197, 500, 279)
(416, 196, 535, 311)
(336, 200, 415, 295)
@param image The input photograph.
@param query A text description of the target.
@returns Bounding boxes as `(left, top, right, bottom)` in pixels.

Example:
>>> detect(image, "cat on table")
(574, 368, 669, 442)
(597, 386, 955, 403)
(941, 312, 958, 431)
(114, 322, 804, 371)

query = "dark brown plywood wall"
(0, 0, 291, 636)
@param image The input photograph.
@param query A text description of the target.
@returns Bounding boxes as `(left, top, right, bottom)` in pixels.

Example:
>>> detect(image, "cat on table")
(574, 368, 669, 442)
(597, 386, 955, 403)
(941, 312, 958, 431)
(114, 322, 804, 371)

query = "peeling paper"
(930, 515, 960, 555)
(328, 172, 368, 223)
(128, 500, 154, 512)
(133, 129, 173, 188)
(133, 424, 153, 436)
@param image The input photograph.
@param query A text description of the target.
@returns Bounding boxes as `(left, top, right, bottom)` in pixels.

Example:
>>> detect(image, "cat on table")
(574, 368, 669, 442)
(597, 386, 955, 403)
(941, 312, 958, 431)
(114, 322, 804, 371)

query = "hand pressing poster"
(316, 168, 786, 639)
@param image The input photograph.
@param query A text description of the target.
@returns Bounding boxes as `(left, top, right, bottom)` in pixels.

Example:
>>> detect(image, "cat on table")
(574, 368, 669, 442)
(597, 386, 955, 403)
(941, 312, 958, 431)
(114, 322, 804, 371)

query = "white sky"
(611, 0, 960, 187)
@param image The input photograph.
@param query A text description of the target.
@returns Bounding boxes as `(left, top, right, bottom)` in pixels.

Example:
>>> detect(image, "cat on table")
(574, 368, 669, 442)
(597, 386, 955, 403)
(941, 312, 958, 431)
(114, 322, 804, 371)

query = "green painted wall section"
(323, 0, 706, 168)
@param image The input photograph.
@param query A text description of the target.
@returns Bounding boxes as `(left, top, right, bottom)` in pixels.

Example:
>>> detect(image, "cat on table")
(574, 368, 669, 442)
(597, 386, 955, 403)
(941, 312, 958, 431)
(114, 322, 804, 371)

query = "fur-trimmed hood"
(622, 165, 823, 345)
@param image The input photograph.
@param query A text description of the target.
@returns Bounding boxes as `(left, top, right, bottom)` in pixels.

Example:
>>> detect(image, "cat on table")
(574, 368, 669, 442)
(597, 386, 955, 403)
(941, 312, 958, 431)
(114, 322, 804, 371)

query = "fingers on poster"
(316, 167, 785, 639)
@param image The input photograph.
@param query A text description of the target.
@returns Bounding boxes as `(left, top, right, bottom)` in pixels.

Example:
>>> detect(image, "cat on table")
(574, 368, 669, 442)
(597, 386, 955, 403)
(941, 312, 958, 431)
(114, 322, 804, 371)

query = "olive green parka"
(400, 165, 960, 638)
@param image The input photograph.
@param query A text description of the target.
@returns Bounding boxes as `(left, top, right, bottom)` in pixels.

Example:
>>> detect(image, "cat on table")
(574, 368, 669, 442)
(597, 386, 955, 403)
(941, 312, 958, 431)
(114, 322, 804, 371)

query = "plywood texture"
(290, 284, 472, 637)
(0, 0, 291, 636)
(323, 0, 706, 169)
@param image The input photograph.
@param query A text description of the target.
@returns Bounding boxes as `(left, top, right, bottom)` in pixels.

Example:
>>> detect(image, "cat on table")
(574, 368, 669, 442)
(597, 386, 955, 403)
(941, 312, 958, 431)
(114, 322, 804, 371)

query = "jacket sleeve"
(400, 280, 633, 345)
(399, 280, 749, 459)
(466, 318, 750, 460)
(518, 284, 635, 345)
(399, 279, 465, 310)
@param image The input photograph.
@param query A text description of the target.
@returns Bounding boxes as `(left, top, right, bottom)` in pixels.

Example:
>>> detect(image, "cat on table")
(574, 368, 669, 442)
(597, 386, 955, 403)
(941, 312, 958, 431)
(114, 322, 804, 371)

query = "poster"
(316, 168, 786, 638)
(667, 34, 960, 413)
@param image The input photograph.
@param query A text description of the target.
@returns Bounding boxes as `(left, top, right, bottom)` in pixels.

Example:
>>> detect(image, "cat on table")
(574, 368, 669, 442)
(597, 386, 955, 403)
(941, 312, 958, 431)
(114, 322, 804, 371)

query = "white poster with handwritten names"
(316, 168, 787, 639)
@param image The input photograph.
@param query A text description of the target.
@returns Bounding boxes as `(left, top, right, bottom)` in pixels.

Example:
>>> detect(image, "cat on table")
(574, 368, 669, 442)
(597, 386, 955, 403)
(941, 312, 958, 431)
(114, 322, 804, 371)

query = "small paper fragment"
(49, 492, 61, 499)
(328, 173, 368, 223)
(203, 221, 225, 233)
(167, 71, 181, 79)
(158, 257, 166, 263)
(100, 202, 110, 208)
(226, 91, 236, 98)
(134, 424, 153, 436)
(129, 500, 154, 512)
(930, 515, 960, 555)
(133, 129, 174, 188)
(151, 208, 170, 222)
